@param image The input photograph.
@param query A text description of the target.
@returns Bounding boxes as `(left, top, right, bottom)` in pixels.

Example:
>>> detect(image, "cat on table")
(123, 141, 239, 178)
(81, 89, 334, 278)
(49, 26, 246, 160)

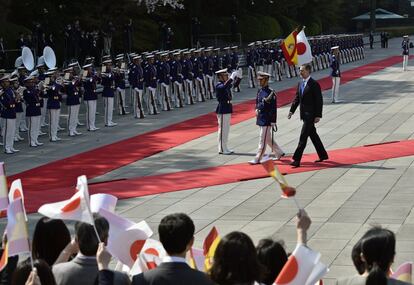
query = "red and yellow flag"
(0, 242, 8, 272)
(203, 227, 221, 271)
(281, 30, 299, 66)
(262, 159, 296, 198)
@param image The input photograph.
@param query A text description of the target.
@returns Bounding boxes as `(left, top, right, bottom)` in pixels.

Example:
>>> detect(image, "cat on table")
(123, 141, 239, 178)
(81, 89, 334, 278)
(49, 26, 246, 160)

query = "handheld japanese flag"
(296, 29, 313, 66)
(203, 227, 221, 271)
(0, 162, 9, 210)
(90, 194, 118, 213)
(275, 244, 328, 285)
(38, 182, 93, 225)
(391, 262, 412, 283)
(129, 238, 166, 275)
(6, 198, 31, 256)
(261, 159, 296, 198)
(9, 179, 27, 221)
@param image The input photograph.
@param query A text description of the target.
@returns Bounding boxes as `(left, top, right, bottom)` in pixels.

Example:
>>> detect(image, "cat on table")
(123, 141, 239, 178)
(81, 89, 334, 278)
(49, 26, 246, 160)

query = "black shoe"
(290, 160, 300, 167)
(315, 156, 329, 163)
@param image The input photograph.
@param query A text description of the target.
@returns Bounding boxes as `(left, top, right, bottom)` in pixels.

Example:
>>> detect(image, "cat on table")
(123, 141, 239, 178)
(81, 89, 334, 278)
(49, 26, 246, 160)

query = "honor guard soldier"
(170, 52, 185, 108)
(17, 66, 29, 132)
(64, 67, 82, 136)
(203, 49, 215, 99)
(82, 63, 100, 131)
(231, 46, 242, 93)
(402, 35, 410, 71)
(36, 62, 49, 128)
(215, 68, 238, 155)
(23, 75, 43, 147)
(143, 55, 159, 115)
(159, 53, 172, 111)
(246, 42, 256, 88)
(249, 71, 285, 165)
(114, 56, 129, 115)
(101, 59, 117, 127)
(13, 77, 25, 142)
(45, 68, 63, 142)
(0, 75, 19, 153)
(129, 55, 145, 118)
(181, 51, 195, 105)
(193, 49, 205, 102)
(330, 46, 341, 103)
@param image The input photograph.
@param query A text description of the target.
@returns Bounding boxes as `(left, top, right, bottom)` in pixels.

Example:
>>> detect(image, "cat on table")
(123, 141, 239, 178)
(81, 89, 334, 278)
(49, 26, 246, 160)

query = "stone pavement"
(2, 37, 414, 284)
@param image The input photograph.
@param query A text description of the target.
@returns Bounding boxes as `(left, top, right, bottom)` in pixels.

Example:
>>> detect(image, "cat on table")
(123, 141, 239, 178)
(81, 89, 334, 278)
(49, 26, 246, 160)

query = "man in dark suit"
(132, 213, 214, 285)
(288, 64, 328, 168)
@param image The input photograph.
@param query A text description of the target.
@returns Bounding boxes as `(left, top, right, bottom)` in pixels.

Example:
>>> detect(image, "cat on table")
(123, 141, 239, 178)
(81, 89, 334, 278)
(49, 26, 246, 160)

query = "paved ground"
(3, 37, 414, 284)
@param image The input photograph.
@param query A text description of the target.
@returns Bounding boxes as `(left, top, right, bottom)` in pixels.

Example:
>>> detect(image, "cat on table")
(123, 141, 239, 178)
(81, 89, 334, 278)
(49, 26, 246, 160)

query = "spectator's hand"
(297, 209, 311, 245)
(314, 117, 321, 124)
(54, 239, 79, 265)
(25, 268, 41, 285)
(97, 242, 112, 271)
(288, 112, 293, 119)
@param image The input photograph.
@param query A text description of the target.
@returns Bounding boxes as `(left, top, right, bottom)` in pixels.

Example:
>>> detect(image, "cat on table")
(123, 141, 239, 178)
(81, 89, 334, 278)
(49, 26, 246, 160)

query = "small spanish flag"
(281, 30, 299, 66)
(203, 227, 221, 272)
(0, 242, 8, 272)
(391, 262, 412, 283)
(262, 159, 296, 198)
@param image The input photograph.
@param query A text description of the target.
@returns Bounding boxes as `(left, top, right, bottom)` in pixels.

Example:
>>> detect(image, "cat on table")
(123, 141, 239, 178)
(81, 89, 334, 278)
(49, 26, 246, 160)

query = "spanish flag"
(391, 262, 412, 283)
(203, 227, 221, 271)
(262, 159, 296, 198)
(0, 242, 8, 272)
(281, 30, 299, 66)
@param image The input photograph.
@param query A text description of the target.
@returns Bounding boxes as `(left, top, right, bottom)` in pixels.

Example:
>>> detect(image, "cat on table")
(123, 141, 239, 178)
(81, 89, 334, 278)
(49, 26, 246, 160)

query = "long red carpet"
(8, 56, 406, 194)
(22, 139, 414, 213)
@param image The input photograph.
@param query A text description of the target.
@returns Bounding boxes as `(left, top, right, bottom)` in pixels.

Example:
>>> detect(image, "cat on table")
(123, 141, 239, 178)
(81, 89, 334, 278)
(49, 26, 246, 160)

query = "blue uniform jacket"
(215, 79, 233, 114)
(256, 86, 276, 126)
(170, 60, 183, 83)
(83, 76, 98, 101)
(114, 72, 126, 89)
(0, 88, 17, 119)
(65, 81, 81, 106)
(23, 87, 41, 116)
(181, 59, 193, 80)
(330, 55, 341, 77)
(101, 73, 115, 97)
(144, 64, 157, 89)
(159, 62, 171, 84)
(46, 83, 62, 109)
(402, 40, 410, 55)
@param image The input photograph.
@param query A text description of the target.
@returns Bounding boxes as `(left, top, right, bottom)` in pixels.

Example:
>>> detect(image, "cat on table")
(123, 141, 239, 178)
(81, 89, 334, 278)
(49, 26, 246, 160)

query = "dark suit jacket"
(289, 77, 323, 121)
(132, 262, 215, 285)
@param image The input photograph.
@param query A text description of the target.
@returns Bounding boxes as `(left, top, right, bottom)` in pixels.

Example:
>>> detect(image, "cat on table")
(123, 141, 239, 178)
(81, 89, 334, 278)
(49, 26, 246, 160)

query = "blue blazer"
(215, 79, 233, 114)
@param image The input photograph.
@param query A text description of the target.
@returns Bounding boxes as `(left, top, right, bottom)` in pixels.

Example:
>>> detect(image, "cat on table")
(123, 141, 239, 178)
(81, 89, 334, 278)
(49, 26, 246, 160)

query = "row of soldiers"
(0, 46, 242, 154)
(245, 34, 365, 88)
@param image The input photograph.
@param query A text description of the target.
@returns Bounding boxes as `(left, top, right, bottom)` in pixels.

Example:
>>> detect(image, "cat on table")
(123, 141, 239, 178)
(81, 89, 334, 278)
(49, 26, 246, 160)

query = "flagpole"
(29, 252, 35, 269)
(293, 196, 301, 210)
(93, 223, 102, 243)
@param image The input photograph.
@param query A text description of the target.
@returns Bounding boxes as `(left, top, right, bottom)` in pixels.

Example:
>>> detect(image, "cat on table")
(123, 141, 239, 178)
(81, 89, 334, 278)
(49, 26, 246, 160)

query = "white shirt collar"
(302, 75, 311, 83)
(162, 256, 187, 264)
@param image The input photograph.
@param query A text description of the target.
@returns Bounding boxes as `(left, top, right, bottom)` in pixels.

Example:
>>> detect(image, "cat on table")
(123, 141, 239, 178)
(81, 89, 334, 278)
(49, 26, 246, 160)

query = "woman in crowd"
(337, 227, 409, 285)
(12, 259, 56, 285)
(256, 239, 287, 285)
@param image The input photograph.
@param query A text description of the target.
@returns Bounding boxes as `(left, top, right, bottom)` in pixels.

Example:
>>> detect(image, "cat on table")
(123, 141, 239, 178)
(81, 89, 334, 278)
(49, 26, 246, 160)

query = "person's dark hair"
(360, 227, 395, 285)
(351, 239, 365, 275)
(12, 259, 56, 285)
(256, 239, 288, 285)
(75, 213, 109, 256)
(32, 217, 71, 266)
(158, 213, 194, 255)
(302, 64, 312, 73)
(210, 231, 261, 285)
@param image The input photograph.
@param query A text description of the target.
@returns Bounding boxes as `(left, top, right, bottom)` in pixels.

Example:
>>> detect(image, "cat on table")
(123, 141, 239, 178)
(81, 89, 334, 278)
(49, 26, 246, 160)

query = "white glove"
(230, 71, 238, 80)
(236, 69, 242, 78)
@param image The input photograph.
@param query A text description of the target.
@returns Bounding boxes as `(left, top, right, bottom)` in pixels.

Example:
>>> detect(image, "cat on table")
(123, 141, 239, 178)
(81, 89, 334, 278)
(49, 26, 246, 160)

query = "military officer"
(215, 68, 238, 155)
(0, 75, 19, 153)
(249, 71, 284, 165)
(101, 59, 117, 127)
(181, 51, 195, 105)
(170, 52, 185, 108)
(330, 46, 341, 103)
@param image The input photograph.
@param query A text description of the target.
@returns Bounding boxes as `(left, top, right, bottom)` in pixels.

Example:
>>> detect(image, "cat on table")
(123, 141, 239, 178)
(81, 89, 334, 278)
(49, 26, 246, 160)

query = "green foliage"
(0, 22, 30, 50)
(277, 15, 299, 36)
(238, 15, 281, 42)
(381, 26, 414, 37)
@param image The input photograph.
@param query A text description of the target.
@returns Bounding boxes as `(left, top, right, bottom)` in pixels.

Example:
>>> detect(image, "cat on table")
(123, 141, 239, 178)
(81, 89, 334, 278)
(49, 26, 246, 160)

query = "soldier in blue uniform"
(45, 69, 63, 142)
(12, 77, 25, 142)
(203, 49, 215, 99)
(249, 71, 285, 164)
(64, 67, 82, 136)
(402, 35, 410, 71)
(246, 42, 256, 88)
(192, 50, 205, 102)
(129, 55, 146, 118)
(330, 46, 341, 103)
(82, 63, 100, 131)
(114, 56, 129, 116)
(159, 53, 172, 111)
(101, 59, 117, 127)
(17, 66, 29, 132)
(215, 68, 238, 155)
(143, 55, 159, 115)
(181, 51, 195, 105)
(170, 52, 184, 108)
(0, 75, 19, 153)
(23, 75, 43, 147)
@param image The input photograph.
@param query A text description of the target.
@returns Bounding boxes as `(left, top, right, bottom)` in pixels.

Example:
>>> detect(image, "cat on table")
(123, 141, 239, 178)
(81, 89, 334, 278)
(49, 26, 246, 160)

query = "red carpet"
(22, 139, 414, 213)
(8, 56, 406, 194)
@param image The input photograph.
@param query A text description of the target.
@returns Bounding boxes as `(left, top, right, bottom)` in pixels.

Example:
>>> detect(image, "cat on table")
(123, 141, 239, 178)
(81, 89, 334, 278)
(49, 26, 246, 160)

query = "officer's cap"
(36, 62, 46, 68)
(146, 55, 154, 59)
(17, 65, 26, 70)
(331, 46, 339, 50)
(214, 48, 221, 51)
(183, 51, 190, 55)
(102, 59, 112, 64)
(68, 62, 79, 67)
(223, 47, 230, 50)
(0, 74, 10, 81)
(173, 52, 180, 56)
(83, 63, 93, 69)
(404, 35, 409, 38)
(257, 71, 271, 79)
(63, 67, 73, 72)
(132, 55, 141, 60)
(24, 75, 35, 82)
(248, 42, 255, 47)
(215, 68, 228, 75)
(9, 75, 18, 82)
(231, 46, 238, 49)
